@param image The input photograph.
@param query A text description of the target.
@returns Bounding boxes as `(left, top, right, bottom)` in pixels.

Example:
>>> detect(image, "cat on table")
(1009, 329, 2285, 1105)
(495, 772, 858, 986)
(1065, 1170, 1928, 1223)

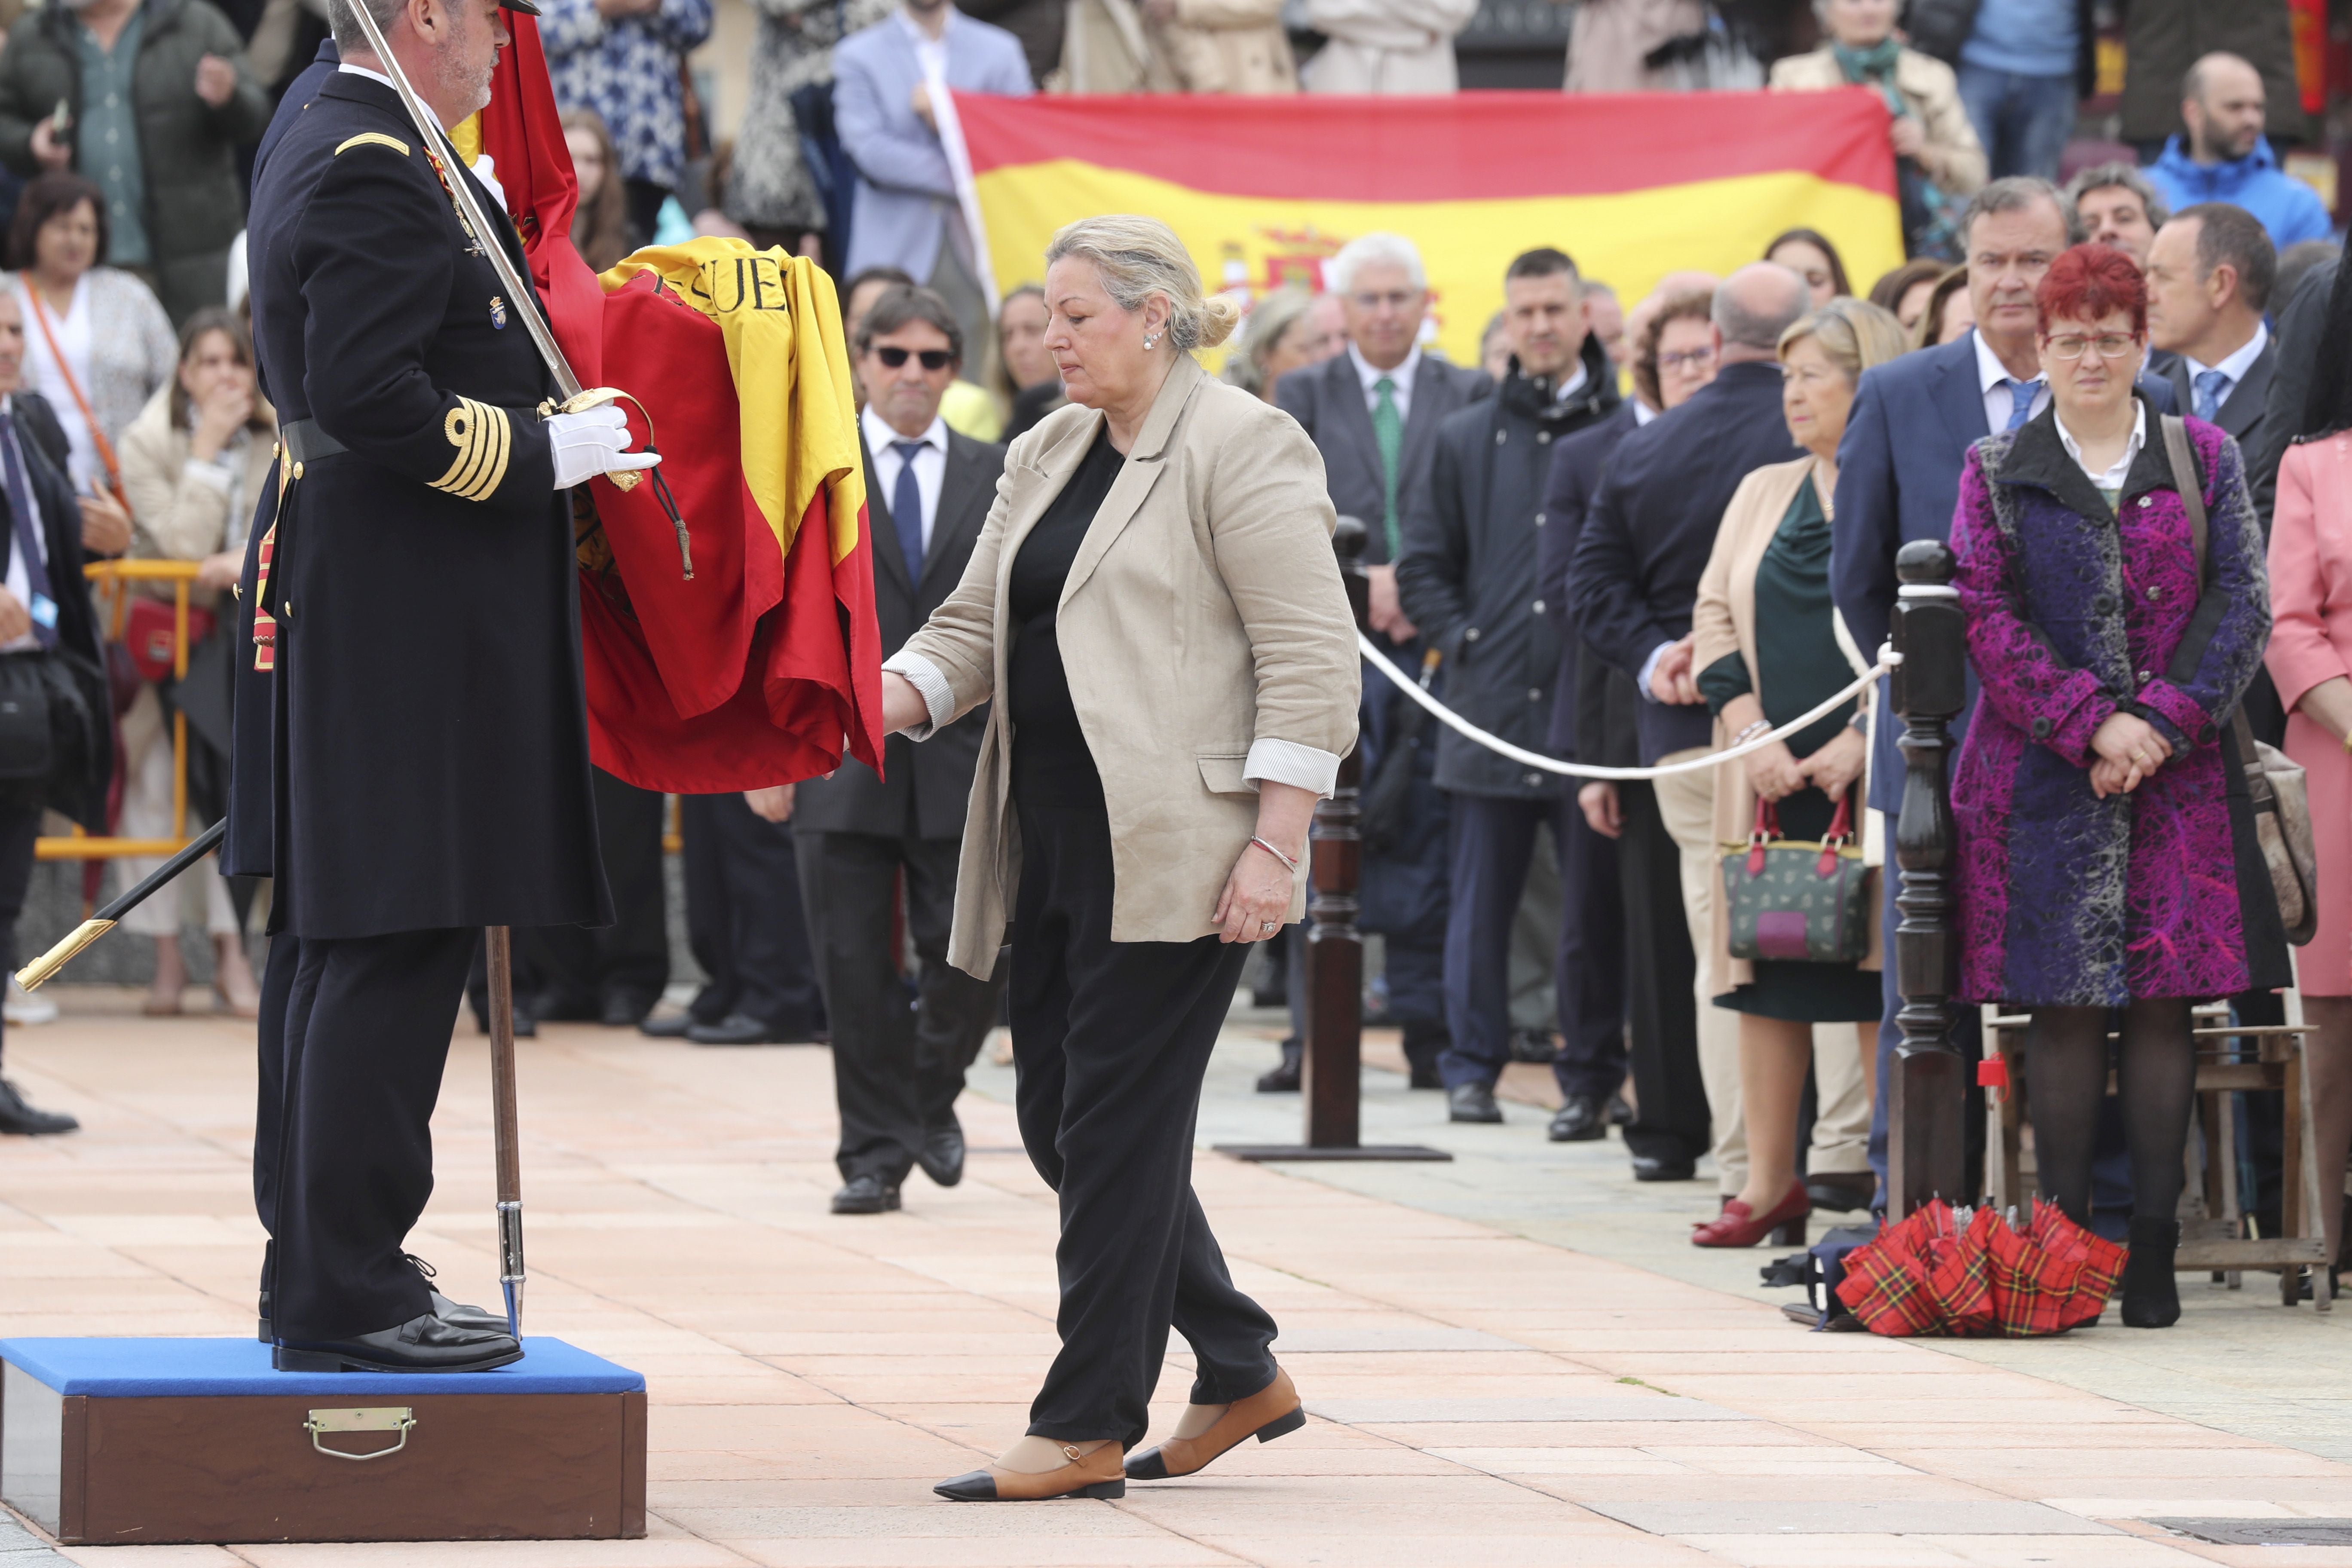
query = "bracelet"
(1730, 719, 1772, 747)
(2341, 729, 2352, 756)
(1248, 836, 1301, 873)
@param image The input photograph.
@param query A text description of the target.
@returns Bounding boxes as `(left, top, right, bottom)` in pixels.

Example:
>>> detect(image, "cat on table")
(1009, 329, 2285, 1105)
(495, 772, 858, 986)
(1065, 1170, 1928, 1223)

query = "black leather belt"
(280, 419, 346, 465)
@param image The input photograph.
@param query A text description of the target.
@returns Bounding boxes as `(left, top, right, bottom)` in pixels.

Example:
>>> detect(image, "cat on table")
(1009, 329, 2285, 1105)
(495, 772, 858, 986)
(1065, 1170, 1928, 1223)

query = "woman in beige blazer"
(1769, 0, 1987, 214)
(880, 216, 1358, 1503)
(1687, 297, 1906, 1249)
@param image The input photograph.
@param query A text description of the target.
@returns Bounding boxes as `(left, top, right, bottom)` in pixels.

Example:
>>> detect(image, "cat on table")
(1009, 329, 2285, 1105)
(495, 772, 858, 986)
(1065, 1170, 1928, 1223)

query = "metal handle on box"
(304, 1406, 416, 1461)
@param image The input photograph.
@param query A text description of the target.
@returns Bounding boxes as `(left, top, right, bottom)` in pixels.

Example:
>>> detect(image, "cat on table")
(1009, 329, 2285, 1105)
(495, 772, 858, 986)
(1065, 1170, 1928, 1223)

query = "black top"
(1008, 426, 1124, 807)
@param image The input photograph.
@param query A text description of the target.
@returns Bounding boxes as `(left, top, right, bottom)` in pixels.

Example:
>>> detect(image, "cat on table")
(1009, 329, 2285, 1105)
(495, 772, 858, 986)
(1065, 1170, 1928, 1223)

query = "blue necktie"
(2193, 368, 2230, 423)
(890, 440, 926, 582)
(0, 413, 55, 648)
(2002, 377, 2043, 432)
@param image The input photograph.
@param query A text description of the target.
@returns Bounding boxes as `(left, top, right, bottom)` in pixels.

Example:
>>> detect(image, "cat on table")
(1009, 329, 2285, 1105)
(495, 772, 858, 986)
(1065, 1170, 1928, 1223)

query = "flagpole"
(926, 71, 999, 320)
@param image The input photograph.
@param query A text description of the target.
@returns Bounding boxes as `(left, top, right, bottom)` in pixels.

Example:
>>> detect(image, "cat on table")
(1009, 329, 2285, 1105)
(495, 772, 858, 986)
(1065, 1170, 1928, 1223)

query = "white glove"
(548, 404, 660, 490)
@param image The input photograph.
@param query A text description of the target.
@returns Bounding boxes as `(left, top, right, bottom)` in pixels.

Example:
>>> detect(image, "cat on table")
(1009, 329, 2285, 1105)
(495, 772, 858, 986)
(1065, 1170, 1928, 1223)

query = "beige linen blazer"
(1690, 454, 1883, 993)
(891, 354, 1360, 976)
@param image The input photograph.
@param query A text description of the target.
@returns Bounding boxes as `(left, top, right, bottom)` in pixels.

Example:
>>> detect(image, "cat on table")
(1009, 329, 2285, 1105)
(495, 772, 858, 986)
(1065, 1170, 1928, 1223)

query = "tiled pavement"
(4, 993, 2352, 1566)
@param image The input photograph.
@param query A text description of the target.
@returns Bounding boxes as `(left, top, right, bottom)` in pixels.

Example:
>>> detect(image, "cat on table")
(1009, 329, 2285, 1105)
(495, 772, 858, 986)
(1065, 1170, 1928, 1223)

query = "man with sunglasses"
(790, 282, 1009, 1216)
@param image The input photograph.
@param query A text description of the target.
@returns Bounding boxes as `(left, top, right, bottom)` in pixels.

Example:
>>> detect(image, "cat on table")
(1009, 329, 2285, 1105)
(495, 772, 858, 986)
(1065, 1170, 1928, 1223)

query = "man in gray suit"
(832, 0, 1031, 361)
(791, 286, 1009, 1216)
(1275, 233, 1488, 1090)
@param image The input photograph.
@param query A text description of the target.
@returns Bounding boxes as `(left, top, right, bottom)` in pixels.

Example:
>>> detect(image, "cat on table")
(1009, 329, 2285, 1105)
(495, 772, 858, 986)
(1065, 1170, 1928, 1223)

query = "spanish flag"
(953, 90, 1905, 367)
(461, 20, 884, 793)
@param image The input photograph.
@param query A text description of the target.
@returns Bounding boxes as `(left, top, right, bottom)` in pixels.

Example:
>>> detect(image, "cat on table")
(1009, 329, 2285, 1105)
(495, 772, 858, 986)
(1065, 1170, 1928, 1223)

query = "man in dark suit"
(2148, 203, 2277, 476)
(793, 284, 1007, 1216)
(1570, 264, 1810, 1197)
(1833, 177, 2176, 1206)
(1276, 232, 1486, 1090)
(1397, 247, 1620, 1126)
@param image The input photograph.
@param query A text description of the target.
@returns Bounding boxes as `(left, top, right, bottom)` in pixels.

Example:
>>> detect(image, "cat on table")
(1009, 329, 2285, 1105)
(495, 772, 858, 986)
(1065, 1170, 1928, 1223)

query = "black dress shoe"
(274, 1311, 522, 1373)
(689, 1012, 817, 1046)
(1256, 1040, 1302, 1093)
(1510, 1029, 1559, 1064)
(1804, 1172, 1877, 1213)
(1447, 1081, 1502, 1124)
(1607, 1093, 1633, 1127)
(527, 989, 598, 1023)
(0, 1078, 77, 1135)
(600, 993, 655, 1029)
(1548, 1093, 1608, 1142)
(831, 1175, 901, 1214)
(1400, 1020, 1448, 1089)
(638, 1011, 706, 1038)
(919, 1119, 966, 1187)
(473, 1006, 536, 1038)
(1630, 1154, 1698, 1182)
(405, 1255, 511, 1334)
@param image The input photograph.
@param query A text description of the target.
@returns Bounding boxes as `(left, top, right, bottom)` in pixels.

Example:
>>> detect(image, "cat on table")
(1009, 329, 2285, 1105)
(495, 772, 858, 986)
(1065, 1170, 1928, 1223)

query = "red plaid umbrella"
(1988, 1202, 2127, 1335)
(1838, 1200, 2124, 1337)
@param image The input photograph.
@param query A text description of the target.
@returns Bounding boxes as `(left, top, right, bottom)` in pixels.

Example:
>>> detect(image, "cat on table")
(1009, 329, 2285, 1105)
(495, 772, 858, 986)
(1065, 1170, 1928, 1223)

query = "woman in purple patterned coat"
(1948, 244, 2290, 1329)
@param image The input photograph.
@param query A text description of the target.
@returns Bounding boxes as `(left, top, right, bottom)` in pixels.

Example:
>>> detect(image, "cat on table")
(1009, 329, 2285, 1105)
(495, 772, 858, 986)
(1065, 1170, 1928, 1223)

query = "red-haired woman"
(1948, 243, 2287, 1327)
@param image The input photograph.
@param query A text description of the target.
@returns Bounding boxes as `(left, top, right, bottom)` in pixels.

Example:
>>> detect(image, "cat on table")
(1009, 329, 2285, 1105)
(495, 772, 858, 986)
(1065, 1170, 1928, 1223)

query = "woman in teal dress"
(1687, 296, 1910, 1247)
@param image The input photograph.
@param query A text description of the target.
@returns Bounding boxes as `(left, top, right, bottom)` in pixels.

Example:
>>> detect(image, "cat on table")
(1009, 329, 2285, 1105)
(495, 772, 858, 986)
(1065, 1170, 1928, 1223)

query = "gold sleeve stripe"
(334, 132, 411, 157)
(430, 397, 511, 502)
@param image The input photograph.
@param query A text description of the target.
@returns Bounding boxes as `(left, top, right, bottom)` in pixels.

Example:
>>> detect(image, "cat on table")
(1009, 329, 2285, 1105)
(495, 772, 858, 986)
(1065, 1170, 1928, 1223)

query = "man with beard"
(228, 0, 656, 1372)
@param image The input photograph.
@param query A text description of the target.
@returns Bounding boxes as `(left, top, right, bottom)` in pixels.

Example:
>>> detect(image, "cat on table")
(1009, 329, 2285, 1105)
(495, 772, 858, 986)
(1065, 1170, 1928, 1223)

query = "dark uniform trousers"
(1616, 781, 1711, 1164)
(1011, 791, 1277, 1450)
(796, 826, 1004, 1184)
(524, 768, 669, 1017)
(677, 791, 824, 1034)
(254, 925, 475, 1341)
(0, 798, 44, 1074)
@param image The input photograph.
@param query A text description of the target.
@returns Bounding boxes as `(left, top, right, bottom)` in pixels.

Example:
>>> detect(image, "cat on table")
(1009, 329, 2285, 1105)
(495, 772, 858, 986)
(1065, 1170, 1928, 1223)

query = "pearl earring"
(1144, 331, 1160, 349)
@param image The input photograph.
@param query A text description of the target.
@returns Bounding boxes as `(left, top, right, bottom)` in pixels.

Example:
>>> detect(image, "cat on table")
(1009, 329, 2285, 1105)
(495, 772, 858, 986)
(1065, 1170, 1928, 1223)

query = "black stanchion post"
(1216, 518, 1448, 1164)
(1888, 539, 1967, 1216)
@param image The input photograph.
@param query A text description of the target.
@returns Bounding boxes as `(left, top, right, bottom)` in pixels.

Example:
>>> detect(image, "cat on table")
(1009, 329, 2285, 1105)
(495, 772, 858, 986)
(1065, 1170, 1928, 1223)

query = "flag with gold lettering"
(951, 89, 1905, 368)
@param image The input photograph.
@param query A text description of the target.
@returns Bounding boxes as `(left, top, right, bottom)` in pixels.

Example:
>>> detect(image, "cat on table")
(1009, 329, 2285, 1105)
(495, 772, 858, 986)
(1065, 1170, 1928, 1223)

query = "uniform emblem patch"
(489, 296, 508, 330)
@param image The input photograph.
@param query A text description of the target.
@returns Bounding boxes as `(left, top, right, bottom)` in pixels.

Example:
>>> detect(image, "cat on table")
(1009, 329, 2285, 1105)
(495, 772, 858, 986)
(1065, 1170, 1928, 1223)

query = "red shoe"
(1691, 1184, 1810, 1248)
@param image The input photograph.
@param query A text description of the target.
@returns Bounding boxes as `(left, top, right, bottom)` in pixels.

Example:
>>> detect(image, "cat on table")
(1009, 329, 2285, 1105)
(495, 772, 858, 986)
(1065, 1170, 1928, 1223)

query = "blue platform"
(0, 1337, 644, 1398)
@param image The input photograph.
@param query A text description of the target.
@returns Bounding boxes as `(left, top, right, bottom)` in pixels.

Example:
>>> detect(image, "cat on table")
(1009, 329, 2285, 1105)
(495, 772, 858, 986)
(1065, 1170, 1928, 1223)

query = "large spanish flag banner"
(952, 89, 1904, 367)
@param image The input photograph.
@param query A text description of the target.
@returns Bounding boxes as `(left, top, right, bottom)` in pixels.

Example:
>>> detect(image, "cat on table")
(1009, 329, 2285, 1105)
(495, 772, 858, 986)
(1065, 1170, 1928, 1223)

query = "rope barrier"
(1357, 632, 1897, 782)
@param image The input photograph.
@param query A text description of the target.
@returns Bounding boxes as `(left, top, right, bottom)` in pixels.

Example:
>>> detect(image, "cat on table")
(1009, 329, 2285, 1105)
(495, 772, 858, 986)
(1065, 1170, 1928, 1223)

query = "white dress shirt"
(2056, 399, 2147, 496)
(864, 403, 950, 556)
(1975, 328, 2050, 433)
(13, 274, 94, 491)
(2181, 320, 2269, 412)
(0, 396, 50, 655)
(1349, 342, 1420, 426)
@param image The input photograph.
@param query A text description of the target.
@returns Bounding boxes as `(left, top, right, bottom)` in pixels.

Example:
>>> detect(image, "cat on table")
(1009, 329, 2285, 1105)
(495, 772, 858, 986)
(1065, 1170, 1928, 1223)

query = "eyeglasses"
(2043, 333, 2140, 361)
(1349, 291, 1421, 312)
(1659, 346, 1718, 373)
(875, 346, 955, 371)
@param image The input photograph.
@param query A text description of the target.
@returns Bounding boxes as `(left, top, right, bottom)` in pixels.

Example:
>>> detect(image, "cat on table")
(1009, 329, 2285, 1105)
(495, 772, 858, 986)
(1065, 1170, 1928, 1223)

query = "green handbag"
(1721, 793, 1871, 964)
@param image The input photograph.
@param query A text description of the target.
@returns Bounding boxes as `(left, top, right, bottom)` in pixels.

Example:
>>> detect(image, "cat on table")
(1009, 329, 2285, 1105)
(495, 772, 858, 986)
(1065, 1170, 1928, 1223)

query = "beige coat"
(1768, 46, 1987, 199)
(118, 382, 277, 609)
(1301, 0, 1476, 93)
(896, 354, 1360, 976)
(1055, 0, 1296, 92)
(1690, 455, 1883, 994)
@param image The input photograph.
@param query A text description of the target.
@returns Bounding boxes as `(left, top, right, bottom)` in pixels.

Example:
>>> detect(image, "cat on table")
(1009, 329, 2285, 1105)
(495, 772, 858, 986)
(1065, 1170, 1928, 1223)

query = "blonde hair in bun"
(1046, 214, 1234, 352)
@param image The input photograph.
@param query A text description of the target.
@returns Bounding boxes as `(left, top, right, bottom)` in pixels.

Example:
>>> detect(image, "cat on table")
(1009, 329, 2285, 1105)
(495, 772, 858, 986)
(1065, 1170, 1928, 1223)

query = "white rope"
(1359, 632, 1895, 781)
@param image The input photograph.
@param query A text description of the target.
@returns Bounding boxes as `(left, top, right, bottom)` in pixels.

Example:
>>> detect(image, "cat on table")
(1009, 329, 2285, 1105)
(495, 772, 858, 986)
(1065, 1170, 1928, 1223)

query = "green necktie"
(1373, 375, 1403, 559)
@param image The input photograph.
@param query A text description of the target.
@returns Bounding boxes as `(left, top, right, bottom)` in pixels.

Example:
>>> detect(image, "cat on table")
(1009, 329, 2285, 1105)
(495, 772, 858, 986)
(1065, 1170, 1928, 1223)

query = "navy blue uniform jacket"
(224, 70, 610, 938)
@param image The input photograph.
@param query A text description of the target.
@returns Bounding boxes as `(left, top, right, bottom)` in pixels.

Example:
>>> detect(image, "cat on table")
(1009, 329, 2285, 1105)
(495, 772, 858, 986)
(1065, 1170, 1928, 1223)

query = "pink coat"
(2265, 432, 2352, 992)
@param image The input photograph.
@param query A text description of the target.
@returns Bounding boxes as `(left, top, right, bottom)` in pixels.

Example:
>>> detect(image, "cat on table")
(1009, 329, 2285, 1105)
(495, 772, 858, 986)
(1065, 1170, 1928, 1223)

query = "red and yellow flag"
(954, 89, 1905, 366)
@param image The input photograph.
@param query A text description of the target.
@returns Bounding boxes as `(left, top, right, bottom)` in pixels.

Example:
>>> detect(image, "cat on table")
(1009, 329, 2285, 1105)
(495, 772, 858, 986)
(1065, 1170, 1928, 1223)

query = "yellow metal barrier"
(35, 559, 205, 862)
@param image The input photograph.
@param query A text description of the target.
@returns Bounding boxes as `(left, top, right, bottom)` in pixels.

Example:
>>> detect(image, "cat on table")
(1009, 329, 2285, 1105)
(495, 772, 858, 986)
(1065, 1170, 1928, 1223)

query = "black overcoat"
(223, 70, 609, 939)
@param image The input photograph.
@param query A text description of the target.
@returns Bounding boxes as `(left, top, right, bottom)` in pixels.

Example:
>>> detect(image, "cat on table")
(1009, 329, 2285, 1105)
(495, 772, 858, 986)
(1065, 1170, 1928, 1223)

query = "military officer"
(225, 0, 656, 1372)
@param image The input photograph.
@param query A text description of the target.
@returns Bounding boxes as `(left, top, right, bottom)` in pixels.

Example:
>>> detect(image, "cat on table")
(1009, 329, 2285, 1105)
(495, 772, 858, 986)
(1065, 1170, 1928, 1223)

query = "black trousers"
(796, 829, 1005, 1184)
(1011, 789, 1277, 1449)
(254, 926, 475, 1341)
(679, 791, 824, 1033)
(1553, 802, 1628, 1102)
(525, 769, 668, 1018)
(1616, 781, 1711, 1164)
(0, 796, 43, 1073)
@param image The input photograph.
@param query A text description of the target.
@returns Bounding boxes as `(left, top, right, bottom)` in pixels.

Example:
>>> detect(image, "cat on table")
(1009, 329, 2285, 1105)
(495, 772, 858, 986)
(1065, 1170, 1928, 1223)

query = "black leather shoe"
(1256, 1040, 1302, 1093)
(0, 1078, 76, 1135)
(600, 994, 654, 1029)
(1447, 1081, 1502, 1124)
(406, 1255, 510, 1334)
(1548, 1093, 1608, 1142)
(1607, 1093, 1633, 1127)
(1400, 1021, 1448, 1089)
(1510, 1029, 1559, 1064)
(1630, 1154, 1698, 1182)
(919, 1119, 966, 1188)
(638, 1011, 705, 1038)
(473, 1006, 536, 1038)
(831, 1175, 901, 1215)
(689, 1012, 817, 1046)
(2121, 1217, 2182, 1328)
(1804, 1172, 1877, 1213)
(274, 1311, 523, 1373)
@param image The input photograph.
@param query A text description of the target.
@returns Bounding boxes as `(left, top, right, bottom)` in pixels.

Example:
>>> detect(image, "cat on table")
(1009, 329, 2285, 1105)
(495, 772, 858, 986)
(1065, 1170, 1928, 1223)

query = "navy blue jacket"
(1830, 327, 2175, 809)
(1535, 398, 1635, 760)
(253, 39, 338, 182)
(1571, 359, 1801, 764)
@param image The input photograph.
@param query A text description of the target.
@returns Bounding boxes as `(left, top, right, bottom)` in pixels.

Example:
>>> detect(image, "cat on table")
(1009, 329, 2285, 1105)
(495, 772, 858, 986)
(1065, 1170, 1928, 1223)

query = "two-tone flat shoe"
(934, 1440, 1125, 1501)
(1124, 1367, 1305, 1480)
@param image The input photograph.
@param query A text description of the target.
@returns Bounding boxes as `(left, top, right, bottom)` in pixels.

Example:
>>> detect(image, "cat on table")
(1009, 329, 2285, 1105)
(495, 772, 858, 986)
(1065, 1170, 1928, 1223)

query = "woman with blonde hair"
(1688, 296, 1909, 1246)
(880, 214, 1358, 1501)
(1222, 285, 1322, 402)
